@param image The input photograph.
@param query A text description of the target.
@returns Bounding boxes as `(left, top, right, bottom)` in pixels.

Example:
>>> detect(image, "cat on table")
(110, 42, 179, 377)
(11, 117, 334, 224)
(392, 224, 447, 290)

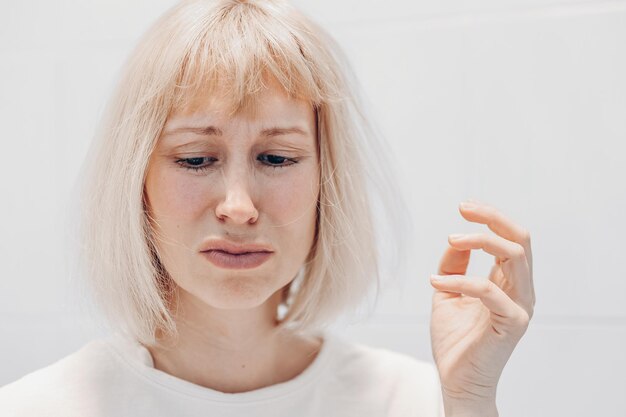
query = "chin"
(203, 278, 278, 310)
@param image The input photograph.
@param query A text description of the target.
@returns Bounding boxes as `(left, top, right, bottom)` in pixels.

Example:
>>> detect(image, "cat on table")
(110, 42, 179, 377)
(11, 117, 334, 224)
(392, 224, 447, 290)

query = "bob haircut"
(73, 0, 414, 347)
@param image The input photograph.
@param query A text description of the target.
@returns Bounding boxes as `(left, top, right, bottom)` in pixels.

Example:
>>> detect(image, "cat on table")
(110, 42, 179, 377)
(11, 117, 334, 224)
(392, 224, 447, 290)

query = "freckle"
(241, 364, 246, 368)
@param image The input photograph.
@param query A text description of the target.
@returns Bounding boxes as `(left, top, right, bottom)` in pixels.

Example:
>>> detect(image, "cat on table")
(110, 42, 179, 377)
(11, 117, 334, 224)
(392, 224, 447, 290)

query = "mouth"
(204, 249, 271, 255)
(198, 239, 274, 255)
(201, 249, 273, 269)
(212, 249, 270, 255)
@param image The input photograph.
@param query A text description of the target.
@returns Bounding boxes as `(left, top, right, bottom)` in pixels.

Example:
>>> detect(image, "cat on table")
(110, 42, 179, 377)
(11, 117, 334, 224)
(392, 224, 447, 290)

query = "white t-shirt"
(0, 330, 445, 416)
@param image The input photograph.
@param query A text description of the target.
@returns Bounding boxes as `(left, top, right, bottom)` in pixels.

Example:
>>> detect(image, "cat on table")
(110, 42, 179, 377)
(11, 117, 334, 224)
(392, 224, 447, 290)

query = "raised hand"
(429, 199, 535, 416)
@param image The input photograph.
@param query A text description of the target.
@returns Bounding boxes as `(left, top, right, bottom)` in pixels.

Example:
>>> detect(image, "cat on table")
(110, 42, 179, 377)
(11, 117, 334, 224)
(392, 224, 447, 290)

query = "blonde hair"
(71, 0, 415, 346)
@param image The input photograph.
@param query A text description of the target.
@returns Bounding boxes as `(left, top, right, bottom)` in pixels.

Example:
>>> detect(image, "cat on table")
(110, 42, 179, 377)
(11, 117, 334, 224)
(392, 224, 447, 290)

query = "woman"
(0, 0, 535, 416)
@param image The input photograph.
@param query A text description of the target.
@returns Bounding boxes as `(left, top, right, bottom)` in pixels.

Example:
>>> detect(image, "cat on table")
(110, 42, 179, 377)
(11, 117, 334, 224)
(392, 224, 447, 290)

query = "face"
(144, 79, 319, 312)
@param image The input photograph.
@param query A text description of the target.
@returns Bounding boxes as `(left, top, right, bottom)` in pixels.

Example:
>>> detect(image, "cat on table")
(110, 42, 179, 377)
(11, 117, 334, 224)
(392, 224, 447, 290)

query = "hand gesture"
(429, 200, 535, 414)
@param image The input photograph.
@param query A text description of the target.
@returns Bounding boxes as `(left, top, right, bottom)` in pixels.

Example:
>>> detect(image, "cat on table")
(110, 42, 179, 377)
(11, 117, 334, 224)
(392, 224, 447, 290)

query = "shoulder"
(0, 338, 117, 416)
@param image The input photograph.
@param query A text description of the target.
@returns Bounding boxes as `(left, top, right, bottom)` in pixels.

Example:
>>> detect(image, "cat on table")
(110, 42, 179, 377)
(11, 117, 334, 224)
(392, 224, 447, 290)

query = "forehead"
(166, 75, 314, 130)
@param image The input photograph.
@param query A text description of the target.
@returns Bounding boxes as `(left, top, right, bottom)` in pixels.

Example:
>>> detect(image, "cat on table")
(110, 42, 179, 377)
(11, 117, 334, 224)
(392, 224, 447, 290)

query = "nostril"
(215, 202, 259, 224)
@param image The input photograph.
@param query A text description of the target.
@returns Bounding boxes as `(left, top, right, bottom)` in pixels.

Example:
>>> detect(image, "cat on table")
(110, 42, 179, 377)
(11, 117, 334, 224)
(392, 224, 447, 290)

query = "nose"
(214, 168, 259, 224)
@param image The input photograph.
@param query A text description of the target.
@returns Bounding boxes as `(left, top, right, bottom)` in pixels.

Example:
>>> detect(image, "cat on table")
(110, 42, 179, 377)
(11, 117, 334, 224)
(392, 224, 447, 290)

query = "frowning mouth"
(201, 250, 273, 269)
(198, 239, 274, 255)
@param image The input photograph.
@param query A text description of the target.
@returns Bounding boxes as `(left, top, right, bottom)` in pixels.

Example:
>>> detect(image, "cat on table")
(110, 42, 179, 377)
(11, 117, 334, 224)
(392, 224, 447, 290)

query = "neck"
(145, 286, 323, 393)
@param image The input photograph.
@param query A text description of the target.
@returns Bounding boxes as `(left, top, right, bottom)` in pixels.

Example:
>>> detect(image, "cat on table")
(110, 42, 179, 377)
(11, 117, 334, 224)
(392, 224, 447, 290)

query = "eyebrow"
(162, 125, 309, 138)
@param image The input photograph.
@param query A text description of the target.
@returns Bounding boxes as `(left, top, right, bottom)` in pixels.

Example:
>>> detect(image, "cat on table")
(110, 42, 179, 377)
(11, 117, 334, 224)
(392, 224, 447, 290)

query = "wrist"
(442, 395, 498, 417)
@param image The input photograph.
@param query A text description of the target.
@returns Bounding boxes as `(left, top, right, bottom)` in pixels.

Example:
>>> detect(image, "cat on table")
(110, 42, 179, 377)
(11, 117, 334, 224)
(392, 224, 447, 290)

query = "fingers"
(430, 274, 530, 334)
(448, 232, 532, 310)
(448, 232, 525, 263)
(450, 199, 535, 313)
(458, 199, 533, 269)
(437, 245, 471, 276)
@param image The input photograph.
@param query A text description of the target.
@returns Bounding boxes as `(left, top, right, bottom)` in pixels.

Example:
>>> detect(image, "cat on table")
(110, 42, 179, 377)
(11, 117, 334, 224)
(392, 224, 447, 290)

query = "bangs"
(171, 1, 326, 117)
(76, 0, 413, 345)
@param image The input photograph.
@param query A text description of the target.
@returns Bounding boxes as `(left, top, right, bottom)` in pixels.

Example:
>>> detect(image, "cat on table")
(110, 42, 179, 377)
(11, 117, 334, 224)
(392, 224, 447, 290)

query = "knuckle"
(480, 279, 496, 294)
(512, 243, 526, 260)
(514, 309, 531, 328)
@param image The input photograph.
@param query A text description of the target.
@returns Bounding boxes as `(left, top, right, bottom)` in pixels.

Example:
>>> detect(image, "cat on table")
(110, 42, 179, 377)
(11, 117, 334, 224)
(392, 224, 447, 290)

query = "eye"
(174, 154, 298, 173)
(175, 157, 216, 173)
(257, 154, 298, 169)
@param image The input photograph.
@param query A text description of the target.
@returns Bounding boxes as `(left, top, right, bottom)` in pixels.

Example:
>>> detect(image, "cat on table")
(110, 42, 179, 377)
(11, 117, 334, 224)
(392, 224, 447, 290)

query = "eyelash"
(174, 154, 298, 173)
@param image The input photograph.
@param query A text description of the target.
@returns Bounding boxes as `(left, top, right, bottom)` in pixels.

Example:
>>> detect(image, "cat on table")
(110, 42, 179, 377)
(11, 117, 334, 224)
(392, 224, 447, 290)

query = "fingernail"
(449, 234, 466, 240)
(460, 201, 476, 210)
(431, 274, 449, 280)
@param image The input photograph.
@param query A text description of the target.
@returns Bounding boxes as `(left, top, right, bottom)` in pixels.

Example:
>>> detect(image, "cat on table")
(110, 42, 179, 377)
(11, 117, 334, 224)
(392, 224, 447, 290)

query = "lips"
(213, 250, 251, 255)
(201, 249, 273, 269)
(198, 239, 274, 255)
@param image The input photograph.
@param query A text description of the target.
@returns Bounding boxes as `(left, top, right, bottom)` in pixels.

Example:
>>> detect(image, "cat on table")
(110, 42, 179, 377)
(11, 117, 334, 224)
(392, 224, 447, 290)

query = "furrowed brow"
(162, 125, 308, 138)
(162, 125, 223, 137)
(259, 127, 308, 137)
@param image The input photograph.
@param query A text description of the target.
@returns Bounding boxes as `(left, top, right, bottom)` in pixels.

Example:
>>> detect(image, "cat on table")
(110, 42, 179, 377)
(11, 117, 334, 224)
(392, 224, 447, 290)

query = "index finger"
(459, 199, 533, 268)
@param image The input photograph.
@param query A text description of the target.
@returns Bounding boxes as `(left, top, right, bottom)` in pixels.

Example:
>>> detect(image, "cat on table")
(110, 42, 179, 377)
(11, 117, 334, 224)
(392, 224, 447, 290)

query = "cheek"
(146, 165, 320, 227)
(263, 170, 319, 226)
(147, 171, 210, 222)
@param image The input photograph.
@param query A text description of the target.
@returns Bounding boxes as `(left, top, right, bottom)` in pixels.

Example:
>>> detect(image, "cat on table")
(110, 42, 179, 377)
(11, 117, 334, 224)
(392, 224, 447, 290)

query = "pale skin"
(144, 76, 535, 415)
(143, 76, 323, 393)
(430, 201, 535, 417)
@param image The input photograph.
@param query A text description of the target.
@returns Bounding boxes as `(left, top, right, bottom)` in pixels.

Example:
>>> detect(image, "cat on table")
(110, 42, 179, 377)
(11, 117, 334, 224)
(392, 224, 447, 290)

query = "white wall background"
(1, 0, 625, 415)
